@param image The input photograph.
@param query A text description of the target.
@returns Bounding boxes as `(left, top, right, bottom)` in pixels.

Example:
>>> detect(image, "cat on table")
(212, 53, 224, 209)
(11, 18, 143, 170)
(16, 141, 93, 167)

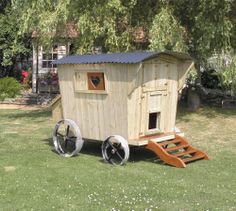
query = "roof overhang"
(53, 51, 192, 65)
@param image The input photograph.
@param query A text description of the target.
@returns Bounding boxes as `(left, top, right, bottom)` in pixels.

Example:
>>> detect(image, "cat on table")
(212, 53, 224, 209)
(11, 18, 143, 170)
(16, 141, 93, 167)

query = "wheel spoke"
(108, 153, 115, 161)
(106, 140, 117, 151)
(67, 138, 75, 143)
(116, 143, 122, 149)
(53, 119, 83, 157)
(57, 132, 64, 138)
(66, 125, 70, 137)
(65, 139, 68, 149)
(115, 150, 124, 161)
(68, 136, 77, 139)
(106, 142, 124, 161)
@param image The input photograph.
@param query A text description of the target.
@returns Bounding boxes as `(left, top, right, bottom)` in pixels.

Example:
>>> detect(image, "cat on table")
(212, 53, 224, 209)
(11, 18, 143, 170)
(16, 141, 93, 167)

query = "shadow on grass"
(41, 137, 163, 164)
(0, 109, 51, 120)
(41, 138, 59, 155)
(77, 141, 162, 164)
(177, 105, 236, 123)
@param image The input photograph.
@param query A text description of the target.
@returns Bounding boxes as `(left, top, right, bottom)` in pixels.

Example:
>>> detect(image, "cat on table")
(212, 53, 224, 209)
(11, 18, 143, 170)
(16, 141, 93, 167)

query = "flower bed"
(38, 69, 59, 93)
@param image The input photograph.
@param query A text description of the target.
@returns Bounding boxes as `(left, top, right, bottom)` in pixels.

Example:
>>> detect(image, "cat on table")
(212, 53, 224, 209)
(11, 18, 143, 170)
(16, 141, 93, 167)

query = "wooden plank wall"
(127, 56, 192, 140)
(127, 58, 173, 139)
(58, 63, 138, 141)
(177, 61, 194, 90)
(58, 56, 193, 142)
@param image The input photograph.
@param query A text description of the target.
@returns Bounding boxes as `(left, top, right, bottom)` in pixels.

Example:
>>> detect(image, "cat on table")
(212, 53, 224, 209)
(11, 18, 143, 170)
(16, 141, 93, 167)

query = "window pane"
(42, 54, 48, 60)
(53, 45, 58, 52)
(42, 61, 48, 68)
(53, 54, 58, 60)
(48, 54, 52, 60)
(87, 72, 105, 91)
(48, 60, 52, 67)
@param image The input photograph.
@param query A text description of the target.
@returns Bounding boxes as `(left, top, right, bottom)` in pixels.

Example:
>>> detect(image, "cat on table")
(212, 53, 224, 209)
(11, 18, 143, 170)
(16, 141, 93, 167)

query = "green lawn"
(0, 107, 236, 210)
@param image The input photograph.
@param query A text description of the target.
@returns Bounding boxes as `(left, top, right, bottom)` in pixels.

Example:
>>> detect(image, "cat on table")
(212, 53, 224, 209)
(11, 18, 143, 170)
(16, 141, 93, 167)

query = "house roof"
(54, 51, 192, 65)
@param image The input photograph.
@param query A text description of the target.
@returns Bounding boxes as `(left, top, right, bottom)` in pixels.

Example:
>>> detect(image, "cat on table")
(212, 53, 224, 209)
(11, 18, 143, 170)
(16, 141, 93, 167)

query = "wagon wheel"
(102, 135, 130, 165)
(52, 119, 84, 157)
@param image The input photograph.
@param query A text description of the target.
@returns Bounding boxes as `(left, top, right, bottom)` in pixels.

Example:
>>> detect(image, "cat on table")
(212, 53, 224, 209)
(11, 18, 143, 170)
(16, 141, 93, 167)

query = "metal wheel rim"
(52, 119, 84, 157)
(102, 135, 130, 165)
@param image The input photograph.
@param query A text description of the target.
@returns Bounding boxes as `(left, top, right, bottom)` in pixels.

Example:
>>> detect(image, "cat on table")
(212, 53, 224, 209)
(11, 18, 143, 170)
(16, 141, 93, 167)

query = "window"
(42, 45, 58, 68)
(148, 112, 160, 130)
(74, 71, 107, 94)
(87, 72, 105, 91)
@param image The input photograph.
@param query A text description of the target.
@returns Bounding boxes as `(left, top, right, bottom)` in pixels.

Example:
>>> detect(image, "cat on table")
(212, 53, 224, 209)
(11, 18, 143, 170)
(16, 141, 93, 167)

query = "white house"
(32, 24, 78, 93)
(32, 44, 69, 93)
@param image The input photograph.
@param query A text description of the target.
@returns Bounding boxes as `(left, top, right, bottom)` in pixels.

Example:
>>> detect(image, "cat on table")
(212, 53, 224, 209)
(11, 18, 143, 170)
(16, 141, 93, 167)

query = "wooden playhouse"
(52, 51, 209, 167)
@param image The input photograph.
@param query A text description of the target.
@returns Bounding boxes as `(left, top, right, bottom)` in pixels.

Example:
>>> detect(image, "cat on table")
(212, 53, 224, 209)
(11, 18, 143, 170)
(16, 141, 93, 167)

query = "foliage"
(0, 13, 28, 66)
(194, 1, 232, 59)
(172, 0, 233, 61)
(9, 0, 236, 96)
(0, 2, 32, 77)
(38, 69, 59, 87)
(149, 7, 188, 52)
(0, 77, 22, 101)
(12, 0, 137, 53)
(12, 0, 236, 61)
(73, 0, 136, 53)
(186, 68, 198, 88)
(218, 56, 236, 96)
(201, 68, 221, 89)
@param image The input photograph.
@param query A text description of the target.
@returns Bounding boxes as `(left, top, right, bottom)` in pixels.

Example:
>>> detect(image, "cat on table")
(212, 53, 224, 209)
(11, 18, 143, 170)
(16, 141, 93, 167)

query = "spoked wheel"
(52, 119, 84, 157)
(102, 135, 130, 165)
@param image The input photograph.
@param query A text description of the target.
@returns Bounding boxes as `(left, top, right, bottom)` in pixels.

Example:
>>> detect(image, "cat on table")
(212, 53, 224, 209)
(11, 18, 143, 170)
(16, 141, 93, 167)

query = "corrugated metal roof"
(54, 51, 192, 65)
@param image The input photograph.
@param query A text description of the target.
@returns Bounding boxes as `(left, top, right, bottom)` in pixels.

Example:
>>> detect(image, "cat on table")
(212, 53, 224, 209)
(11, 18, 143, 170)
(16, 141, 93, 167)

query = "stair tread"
(182, 154, 205, 163)
(159, 138, 182, 146)
(165, 144, 189, 152)
(173, 149, 197, 157)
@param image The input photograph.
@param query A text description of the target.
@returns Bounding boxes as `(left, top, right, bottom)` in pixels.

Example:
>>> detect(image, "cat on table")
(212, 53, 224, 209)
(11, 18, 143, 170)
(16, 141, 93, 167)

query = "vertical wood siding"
(58, 56, 193, 142)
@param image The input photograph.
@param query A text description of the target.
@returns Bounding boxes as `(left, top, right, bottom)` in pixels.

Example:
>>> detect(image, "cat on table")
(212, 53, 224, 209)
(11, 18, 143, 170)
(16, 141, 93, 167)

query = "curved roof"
(54, 51, 192, 65)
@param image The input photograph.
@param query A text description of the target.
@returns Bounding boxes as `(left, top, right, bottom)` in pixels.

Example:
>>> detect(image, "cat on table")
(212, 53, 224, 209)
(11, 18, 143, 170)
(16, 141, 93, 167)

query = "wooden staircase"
(146, 135, 210, 168)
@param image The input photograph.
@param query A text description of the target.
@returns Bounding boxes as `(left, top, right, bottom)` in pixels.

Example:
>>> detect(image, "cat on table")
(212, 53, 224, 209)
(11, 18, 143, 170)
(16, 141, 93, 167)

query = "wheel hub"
(101, 135, 130, 165)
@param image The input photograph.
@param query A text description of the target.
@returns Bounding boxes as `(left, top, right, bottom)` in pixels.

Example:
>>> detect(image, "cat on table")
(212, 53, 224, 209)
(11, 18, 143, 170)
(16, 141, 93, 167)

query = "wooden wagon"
(52, 51, 209, 167)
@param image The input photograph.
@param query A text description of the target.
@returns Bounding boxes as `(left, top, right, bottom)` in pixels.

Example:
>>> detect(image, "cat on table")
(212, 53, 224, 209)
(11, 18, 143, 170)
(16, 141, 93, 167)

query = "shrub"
(217, 56, 236, 96)
(0, 77, 22, 101)
(186, 68, 198, 88)
(201, 68, 221, 89)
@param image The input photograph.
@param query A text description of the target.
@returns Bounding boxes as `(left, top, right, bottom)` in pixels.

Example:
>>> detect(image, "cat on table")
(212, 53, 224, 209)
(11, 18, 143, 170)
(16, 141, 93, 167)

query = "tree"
(12, 0, 138, 53)
(171, 0, 233, 82)
(149, 7, 188, 52)
(12, 0, 236, 61)
(0, 2, 31, 77)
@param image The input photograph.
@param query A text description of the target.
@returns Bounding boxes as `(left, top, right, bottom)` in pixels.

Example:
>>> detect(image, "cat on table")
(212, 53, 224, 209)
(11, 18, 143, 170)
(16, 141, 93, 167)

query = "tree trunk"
(187, 89, 200, 111)
(194, 62, 201, 84)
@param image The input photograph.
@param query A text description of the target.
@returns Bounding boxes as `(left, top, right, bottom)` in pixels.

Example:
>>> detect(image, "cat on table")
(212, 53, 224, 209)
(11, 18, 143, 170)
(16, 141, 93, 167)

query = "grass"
(0, 107, 236, 210)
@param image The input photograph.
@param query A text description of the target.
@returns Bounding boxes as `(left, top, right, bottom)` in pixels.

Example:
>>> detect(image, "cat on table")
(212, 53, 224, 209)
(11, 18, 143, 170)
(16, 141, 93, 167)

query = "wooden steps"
(159, 138, 181, 146)
(165, 144, 189, 152)
(146, 135, 210, 168)
(174, 149, 197, 157)
(182, 154, 206, 163)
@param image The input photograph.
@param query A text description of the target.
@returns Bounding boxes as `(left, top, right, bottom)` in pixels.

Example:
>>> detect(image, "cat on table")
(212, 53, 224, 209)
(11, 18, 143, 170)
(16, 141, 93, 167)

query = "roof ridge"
(54, 51, 192, 65)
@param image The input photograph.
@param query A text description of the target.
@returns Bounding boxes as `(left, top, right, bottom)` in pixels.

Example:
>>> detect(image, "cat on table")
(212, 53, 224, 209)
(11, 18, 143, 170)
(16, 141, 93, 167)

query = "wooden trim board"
(128, 132, 181, 146)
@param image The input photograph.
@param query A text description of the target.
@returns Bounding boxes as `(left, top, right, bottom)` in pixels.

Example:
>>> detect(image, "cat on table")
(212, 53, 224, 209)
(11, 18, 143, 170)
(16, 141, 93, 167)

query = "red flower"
(21, 70, 29, 78)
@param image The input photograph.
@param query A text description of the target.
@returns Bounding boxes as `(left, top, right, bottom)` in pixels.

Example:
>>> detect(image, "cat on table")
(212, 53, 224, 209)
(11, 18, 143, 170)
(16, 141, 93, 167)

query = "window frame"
(42, 45, 58, 69)
(87, 72, 105, 91)
(74, 70, 108, 94)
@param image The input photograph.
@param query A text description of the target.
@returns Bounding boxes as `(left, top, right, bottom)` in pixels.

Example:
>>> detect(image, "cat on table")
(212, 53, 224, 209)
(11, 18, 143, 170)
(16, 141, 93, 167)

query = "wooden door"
(140, 91, 166, 136)
(139, 63, 168, 136)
